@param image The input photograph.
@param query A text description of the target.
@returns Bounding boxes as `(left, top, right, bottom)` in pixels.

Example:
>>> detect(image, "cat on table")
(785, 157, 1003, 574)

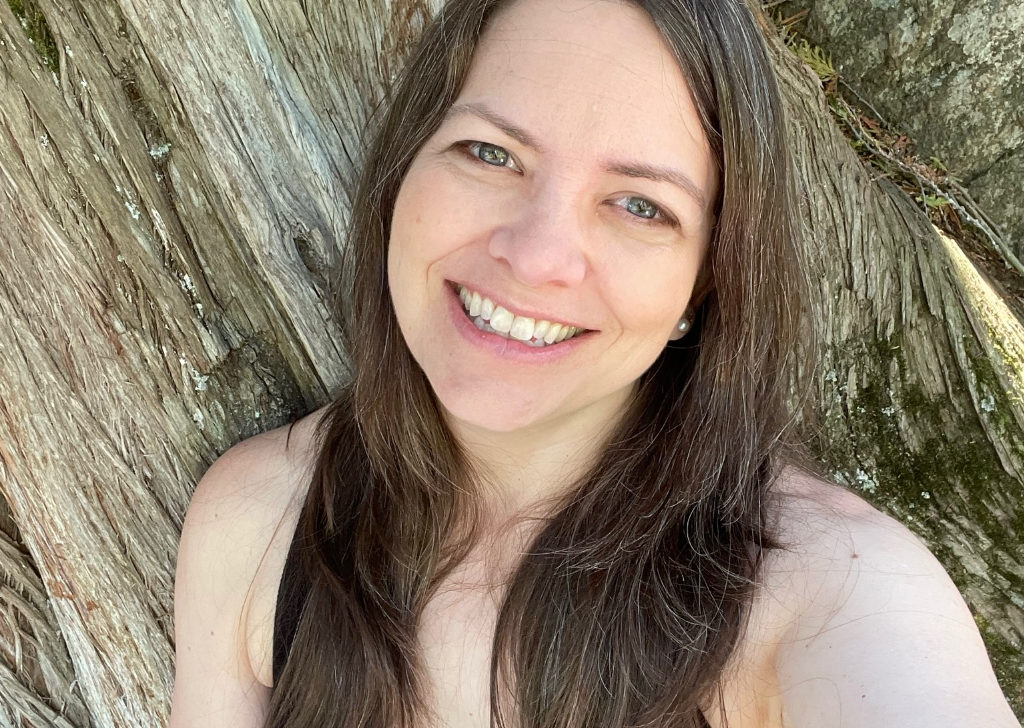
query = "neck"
(446, 388, 633, 526)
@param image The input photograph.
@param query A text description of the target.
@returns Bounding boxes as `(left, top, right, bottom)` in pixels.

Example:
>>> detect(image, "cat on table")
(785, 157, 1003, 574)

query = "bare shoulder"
(765, 465, 909, 609)
(763, 466, 969, 632)
(237, 405, 331, 688)
(170, 405, 330, 725)
(758, 466, 1015, 727)
(184, 405, 327, 565)
(706, 467, 889, 727)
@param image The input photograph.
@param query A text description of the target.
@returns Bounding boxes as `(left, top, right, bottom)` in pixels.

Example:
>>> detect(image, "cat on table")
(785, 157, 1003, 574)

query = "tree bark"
(0, 0, 1020, 725)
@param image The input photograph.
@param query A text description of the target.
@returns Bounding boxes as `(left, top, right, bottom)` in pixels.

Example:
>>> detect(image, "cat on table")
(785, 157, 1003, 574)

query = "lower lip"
(446, 285, 590, 363)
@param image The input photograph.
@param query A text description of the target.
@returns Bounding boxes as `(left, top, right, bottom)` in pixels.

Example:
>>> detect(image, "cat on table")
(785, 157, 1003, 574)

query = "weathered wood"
(0, 0, 432, 724)
(774, 0, 1024, 261)
(0, 0, 1020, 724)
(0, 527, 86, 727)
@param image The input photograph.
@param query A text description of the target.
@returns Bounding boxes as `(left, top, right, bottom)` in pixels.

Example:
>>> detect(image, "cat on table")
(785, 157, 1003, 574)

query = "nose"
(487, 192, 588, 288)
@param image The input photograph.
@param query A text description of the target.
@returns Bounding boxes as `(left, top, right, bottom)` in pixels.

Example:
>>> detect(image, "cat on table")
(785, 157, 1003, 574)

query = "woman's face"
(388, 0, 718, 434)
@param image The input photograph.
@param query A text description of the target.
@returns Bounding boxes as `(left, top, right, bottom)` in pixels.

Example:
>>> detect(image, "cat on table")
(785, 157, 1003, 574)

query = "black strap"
(272, 523, 309, 686)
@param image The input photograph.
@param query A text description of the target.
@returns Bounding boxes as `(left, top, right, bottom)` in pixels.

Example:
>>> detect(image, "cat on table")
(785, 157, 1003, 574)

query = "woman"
(169, 0, 1016, 726)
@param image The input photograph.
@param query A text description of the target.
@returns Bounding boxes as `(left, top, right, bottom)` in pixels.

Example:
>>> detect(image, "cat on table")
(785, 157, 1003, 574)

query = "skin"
(387, 0, 718, 515)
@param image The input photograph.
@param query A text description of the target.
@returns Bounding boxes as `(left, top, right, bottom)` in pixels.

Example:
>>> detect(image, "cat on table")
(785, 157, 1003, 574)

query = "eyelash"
(455, 140, 678, 229)
(459, 141, 522, 172)
(611, 196, 677, 228)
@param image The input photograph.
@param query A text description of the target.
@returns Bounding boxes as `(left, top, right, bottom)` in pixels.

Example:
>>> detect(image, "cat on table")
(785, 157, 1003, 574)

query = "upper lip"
(449, 280, 594, 331)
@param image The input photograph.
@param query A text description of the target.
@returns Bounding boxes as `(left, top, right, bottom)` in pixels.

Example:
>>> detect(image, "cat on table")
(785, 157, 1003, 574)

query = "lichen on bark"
(775, 0, 1024, 260)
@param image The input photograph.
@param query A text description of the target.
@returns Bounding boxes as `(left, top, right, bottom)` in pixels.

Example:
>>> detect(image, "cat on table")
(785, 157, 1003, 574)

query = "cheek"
(391, 177, 428, 252)
(388, 176, 441, 293)
(391, 171, 486, 266)
(388, 184, 431, 323)
(604, 257, 698, 333)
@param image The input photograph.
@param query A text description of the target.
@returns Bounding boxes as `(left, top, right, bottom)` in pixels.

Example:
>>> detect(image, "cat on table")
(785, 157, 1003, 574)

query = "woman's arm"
(168, 440, 278, 728)
(774, 486, 1017, 727)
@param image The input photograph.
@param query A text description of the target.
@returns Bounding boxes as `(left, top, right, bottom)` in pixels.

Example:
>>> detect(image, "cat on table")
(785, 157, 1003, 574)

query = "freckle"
(851, 553, 859, 558)
(210, 631, 215, 636)
(861, 694, 866, 699)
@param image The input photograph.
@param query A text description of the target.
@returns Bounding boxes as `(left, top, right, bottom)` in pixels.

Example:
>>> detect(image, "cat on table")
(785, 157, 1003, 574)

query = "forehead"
(454, 0, 714, 186)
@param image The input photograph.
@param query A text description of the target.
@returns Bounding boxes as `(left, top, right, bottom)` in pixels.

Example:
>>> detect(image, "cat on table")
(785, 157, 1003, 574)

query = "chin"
(433, 380, 554, 434)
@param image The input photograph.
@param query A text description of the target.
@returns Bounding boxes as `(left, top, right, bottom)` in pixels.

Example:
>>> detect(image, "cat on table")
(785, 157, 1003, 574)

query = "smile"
(454, 284, 587, 347)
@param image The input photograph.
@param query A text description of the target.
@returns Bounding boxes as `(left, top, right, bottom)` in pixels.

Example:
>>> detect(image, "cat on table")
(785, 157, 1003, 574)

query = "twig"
(838, 78, 894, 130)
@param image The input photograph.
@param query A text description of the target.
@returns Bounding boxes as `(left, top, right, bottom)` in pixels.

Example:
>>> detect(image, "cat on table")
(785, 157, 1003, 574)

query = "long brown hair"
(266, 0, 814, 726)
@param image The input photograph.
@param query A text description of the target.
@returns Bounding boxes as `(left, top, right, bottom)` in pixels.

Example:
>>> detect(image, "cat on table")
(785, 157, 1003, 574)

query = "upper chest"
(418, 574, 788, 728)
(250, 538, 788, 728)
(415, 561, 508, 728)
(243, 413, 799, 727)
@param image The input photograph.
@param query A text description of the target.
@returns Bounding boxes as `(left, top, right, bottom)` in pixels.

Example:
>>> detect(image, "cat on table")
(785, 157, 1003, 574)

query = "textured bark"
(0, 0, 424, 724)
(774, 0, 1024, 263)
(0, 0, 1020, 726)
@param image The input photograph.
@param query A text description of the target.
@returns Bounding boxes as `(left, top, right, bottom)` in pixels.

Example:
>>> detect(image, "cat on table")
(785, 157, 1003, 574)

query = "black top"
(271, 522, 307, 686)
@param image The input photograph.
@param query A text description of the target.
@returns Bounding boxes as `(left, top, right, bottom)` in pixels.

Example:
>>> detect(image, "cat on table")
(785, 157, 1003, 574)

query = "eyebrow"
(444, 102, 710, 211)
(446, 102, 543, 151)
(604, 161, 709, 212)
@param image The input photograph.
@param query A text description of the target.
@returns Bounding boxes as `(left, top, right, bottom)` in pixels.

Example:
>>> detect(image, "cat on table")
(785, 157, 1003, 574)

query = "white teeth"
(509, 317, 535, 341)
(455, 284, 585, 346)
(489, 306, 514, 334)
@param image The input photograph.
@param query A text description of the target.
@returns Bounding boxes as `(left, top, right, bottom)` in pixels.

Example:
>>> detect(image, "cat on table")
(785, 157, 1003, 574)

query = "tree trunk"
(0, 0, 1020, 725)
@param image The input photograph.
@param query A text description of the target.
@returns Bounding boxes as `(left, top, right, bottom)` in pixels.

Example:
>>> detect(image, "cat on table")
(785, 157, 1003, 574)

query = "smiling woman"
(166, 1, 1017, 727)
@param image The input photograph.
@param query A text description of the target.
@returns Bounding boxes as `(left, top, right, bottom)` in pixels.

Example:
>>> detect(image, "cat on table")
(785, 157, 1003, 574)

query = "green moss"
(980, 614, 1024, 708)
(8, 0, 60, 74)
(966, 338, 1021, 436)
(822, 331, 1023, 539)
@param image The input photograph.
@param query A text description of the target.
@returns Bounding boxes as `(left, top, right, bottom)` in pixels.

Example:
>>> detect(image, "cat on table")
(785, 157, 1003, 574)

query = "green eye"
(471, 142, 511, 167)
(612, 196, 677, 228)
(624, 197, 659, 219)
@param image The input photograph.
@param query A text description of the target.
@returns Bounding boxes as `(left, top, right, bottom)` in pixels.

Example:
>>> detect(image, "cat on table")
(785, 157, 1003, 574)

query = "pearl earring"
(675, 305, 695, 337)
